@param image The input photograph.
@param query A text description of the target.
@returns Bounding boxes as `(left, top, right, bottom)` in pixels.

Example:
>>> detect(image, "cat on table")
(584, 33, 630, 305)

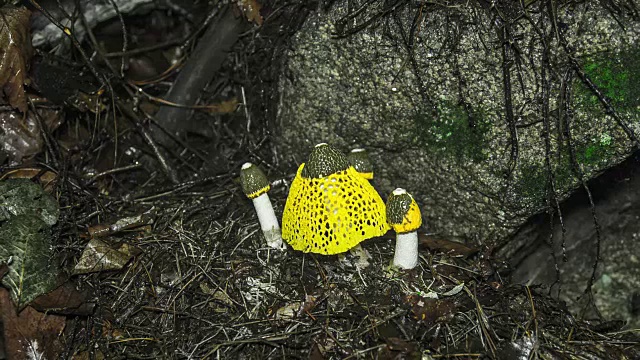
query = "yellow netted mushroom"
(282, 143, 389, 254)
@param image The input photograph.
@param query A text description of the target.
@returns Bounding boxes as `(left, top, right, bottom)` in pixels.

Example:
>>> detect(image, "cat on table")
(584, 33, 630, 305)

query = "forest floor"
(0, 1, 639, 359)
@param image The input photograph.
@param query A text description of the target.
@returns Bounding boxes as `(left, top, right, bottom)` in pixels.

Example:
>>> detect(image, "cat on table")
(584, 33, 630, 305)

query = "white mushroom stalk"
(394, 232, 418, 269)
(240, 162, 285, 250)
(386, 188, 422, 269)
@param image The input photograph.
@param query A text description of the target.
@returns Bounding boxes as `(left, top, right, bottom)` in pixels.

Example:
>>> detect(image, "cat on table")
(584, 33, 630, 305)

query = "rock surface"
(504, 151, 640, 328)
(275, 1, 640, 246)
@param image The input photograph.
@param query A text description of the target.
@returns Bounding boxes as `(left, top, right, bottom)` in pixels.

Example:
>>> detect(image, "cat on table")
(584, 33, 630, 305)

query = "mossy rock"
(276, 1, 639, 245)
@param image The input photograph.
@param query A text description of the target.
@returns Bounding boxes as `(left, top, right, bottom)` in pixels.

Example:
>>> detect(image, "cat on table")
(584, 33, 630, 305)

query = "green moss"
(574, 133, 616, 166)
(514, 153, 581, 208)
(515, 162, 547, 204)
(414, 101, 491, 163)
(513, 132, 615, 207)
(577, 48, 640, 111)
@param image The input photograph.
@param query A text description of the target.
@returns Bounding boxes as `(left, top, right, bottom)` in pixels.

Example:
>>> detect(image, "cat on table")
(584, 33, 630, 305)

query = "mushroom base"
(252, 193, 284, 249)
(349, 244, 371, 269)
(393, 232, 418, 269)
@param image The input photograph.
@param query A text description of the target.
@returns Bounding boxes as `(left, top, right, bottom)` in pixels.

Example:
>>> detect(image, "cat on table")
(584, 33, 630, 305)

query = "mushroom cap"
(348, 148, 374, 180)
(282, 160, 390, 254)
(386, 188, 422, 233)
(301, 143, 350, 178)
(240, 162, 270, 199)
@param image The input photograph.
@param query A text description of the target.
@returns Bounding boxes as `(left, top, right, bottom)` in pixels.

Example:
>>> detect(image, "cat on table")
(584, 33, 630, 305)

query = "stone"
(275, 1, 640, 246)
(505, 152, 640, 327)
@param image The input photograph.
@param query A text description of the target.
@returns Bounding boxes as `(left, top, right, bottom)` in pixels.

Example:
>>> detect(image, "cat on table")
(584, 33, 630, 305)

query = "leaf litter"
(0, 179, 59, 309)
(0, 1, 638, 359)
(0, 6, 32, 113)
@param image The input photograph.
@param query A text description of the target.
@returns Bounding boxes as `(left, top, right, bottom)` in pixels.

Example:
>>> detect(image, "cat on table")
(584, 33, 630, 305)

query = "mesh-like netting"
(282, 164, 389, 254)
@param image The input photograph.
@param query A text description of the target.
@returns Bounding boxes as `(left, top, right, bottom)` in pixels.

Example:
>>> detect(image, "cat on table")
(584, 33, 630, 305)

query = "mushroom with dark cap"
(347, 148, 374, 180)
(282, 143, 389, 254)
(347, 148, 376, 266)
(386, 188, 422, 269)
(240, 162, 285, 250)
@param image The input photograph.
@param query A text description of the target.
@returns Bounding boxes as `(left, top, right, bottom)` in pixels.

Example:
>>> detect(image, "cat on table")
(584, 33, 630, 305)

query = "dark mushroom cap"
(240, 163, 270, 199)
(348, 148, 374, 179)
(301, 143, 350, 179)
(386, 188, 422, 233)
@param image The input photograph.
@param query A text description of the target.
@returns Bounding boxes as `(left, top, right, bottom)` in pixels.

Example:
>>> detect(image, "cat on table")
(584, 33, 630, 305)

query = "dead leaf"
(300, 294, 318, 314)
(88, 209, 155, 238)
(0, 213, 59, 309)
(0, 6, 33, 113)
(0, 107, 63, 164)
(200, 282, 235, 312)
(404, 294, 456, 327)
(72, 350, 105, 360)
(72, 238, 134, 275)
(308, 342, 326, 360)
(204, 97, 240, 114)
(384, 337, 416, 352)
(419, 233, 478, 258)
(0, 167, 58, 192)
(0, 263, 8, 279)
(378, 337, 420, 360)
(101, 321, 125, 340)
(275, 301, 302, 320)
(237, 0, 263, 26)
(30, 282, 95, 316)
(0, 288, 66, 360)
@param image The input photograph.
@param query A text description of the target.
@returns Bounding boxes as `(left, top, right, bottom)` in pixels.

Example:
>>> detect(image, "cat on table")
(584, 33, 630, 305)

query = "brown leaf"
(88, 210, 155, 238)
(0, 288, 65, 360)
(0, 6, 33, 113)
(300, 294, 318, 314)
(0, 107, 63, 163)
(30, 282, 95, 316)
(384, 337, 416, 353)
(404, 294, 456, 327)
(0, 263, 8, 279)
(308, 342, 326, 360)
(0, 167, 58, 192)
(378, 337, 420, 360)
(72, 350, 105, 360)
(418, 233, 478, 258)
(204, 97, 240, 114)
(237, 0, 263, 26)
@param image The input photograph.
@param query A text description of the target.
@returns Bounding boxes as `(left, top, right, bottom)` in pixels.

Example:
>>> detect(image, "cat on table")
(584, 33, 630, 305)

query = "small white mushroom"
(240, 163, 285, 250)
(386, 188, 422, 269)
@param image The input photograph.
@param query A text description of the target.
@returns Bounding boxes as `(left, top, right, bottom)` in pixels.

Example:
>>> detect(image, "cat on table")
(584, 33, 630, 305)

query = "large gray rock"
(505, 153, 640, 328)
(275, 1, 640, 245)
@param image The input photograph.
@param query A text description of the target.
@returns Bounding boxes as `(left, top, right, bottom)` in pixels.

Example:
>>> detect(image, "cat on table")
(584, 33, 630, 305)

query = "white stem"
(252, 193, 284, 250)
(393, 231, 418, 269)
